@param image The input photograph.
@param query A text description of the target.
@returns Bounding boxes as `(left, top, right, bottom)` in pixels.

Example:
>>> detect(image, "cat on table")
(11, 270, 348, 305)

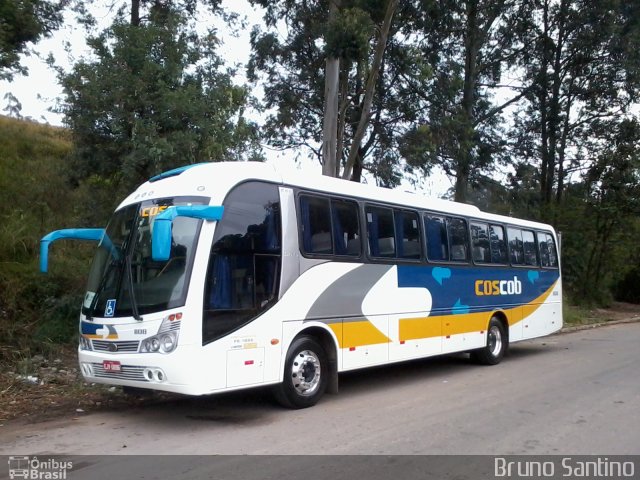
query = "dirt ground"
(1, 302, 639, 427)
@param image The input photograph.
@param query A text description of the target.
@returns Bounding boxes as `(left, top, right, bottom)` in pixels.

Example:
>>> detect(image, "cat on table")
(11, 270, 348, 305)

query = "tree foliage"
(512, 0, 640, 218)
(399, 0, 535, 202)
(1, 0, 640, 310)
(249, 0, 419, 186)
(0, 0, 64, 80)
(59, 1, 261, 197)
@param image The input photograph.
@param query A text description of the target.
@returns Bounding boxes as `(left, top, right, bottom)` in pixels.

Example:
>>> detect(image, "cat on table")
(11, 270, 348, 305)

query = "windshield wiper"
(85, 257, 121, 320)
(125, 253, 143, 321)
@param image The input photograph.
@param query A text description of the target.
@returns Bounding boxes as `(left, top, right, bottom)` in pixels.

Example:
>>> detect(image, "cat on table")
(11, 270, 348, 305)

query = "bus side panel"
(341, 314, 389, 370)
(521, 279, 563, 340)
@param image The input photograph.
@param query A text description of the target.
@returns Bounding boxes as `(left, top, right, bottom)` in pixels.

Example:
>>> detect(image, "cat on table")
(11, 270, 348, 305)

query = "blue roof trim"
(148, 163, 208, 183)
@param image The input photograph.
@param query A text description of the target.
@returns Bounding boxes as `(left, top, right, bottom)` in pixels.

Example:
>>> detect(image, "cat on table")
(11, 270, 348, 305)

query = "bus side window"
(366, 206, 396, 257)
(425, 215, 448, 261)
(470, 222, 490, 263)
(204, 182, 282, 344)
(507, 227, 524, 265)
(522, 230, 538, 266)
(489, 224, 508, 264)
(538, 232, 558, 268)
(447, 217, 469, 262)
(300, 195, 332, 254)
(547, 235, 559, 267)
(394, 210, 421, 259)
(331, 199, 360, 256)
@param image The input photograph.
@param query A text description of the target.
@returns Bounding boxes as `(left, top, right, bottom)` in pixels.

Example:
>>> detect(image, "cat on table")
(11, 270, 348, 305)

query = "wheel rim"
(290, 349, 321, 396)
(488, 325, 503, 357)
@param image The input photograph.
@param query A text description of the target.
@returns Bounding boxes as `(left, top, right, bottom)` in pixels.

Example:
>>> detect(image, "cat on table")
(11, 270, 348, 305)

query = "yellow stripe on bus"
(85, 334, 119, 340)
(327, 281, 558, 348)
(399, 280, 558, 342)
(329, 319, 390, 349)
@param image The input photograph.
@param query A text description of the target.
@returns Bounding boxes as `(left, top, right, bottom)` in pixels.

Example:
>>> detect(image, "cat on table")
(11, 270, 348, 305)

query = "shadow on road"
(85, 342, 558, 426)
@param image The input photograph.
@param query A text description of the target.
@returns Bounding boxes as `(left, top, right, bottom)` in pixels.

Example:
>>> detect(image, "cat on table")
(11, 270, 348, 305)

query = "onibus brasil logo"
(8, 456, 73, 479)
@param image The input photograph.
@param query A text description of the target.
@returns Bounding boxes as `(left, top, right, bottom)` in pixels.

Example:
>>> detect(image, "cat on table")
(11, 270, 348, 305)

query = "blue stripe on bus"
(397, 265, 560, 316)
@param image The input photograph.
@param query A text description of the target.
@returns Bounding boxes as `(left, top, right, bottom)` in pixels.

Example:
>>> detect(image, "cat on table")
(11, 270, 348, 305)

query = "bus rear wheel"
(274, 335, 328, 409)
(471, 317, 507, 365)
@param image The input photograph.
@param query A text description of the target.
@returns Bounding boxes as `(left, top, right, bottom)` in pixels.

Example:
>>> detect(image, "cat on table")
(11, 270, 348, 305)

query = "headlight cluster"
(79, 336, 92, 351)
(140, 330, 178, 354)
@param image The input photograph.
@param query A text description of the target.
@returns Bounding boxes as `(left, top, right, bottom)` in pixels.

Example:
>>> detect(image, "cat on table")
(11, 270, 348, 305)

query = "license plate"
(103, 360, 121, 372)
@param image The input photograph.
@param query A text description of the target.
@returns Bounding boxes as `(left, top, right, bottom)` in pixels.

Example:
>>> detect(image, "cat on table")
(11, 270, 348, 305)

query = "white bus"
(41, 162, 562, 408)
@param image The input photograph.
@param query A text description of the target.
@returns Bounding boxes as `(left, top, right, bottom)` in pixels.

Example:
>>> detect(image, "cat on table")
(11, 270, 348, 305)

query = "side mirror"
(152, 205, 224, 261)
(40, 228, 106, 273)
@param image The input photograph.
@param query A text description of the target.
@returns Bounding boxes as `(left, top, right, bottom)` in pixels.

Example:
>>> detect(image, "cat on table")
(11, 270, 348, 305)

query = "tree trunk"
(131, 0, 140, 26)
(342, 0, 398, 180)
(453, 0, 480, 203)
(322, 0, 340, 177)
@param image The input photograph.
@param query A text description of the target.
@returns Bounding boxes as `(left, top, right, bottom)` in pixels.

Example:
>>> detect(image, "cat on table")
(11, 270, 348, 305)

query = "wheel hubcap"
(488, 325, 502, 356)
(290, 350, 321, 396)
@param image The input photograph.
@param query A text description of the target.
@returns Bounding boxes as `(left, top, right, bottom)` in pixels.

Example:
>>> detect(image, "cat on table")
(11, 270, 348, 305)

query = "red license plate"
(103, 360, 121, 372)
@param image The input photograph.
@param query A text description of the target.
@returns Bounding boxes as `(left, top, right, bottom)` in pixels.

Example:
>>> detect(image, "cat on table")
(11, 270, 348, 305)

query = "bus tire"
(274, 335, 328, 409)
(471, 317, 507, 365)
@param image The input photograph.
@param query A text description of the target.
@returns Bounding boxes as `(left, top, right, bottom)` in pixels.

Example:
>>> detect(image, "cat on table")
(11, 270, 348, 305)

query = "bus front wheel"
(274, 335, 329, 409)
(471, 317, 508, 365)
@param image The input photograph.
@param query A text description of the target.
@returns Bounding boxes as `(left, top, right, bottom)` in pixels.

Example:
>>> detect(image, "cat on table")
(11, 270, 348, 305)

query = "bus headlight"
(140, 331, 178, 354)
(139, 315, 181, 354)
(161, 334, 175, 352)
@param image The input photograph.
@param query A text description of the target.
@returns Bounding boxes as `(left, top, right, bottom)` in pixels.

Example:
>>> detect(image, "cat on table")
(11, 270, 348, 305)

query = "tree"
(559, 118, 640, 303)
(59, 1, 261, 197)
(0, 0, 64, 80)
(512, 0, 640, 217)
(249, 0, 412, 185)
(400, 0, 533, 202)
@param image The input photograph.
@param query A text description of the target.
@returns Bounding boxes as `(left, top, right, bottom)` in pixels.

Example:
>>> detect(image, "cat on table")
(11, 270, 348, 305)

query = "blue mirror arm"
(152, 205, 224, 262)
(40, 228, 105, 273)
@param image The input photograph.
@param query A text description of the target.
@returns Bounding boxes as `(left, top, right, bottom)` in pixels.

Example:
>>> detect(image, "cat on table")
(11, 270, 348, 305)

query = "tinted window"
(471, 222, 491, 263)
(395, 210, 421, 259)
(489, 224, 508, 264)
(425, 215, 448, 261)
(522, 230, 538, 266)
(448, 218, 468, 261)
(507, 227, 524, 265)
(300, 195, 332, 254)
(538, 232, 559, 268)
(204, 182, 281, 343)
(332, 198, 361, 256)
(424, 215, 468, 262)
(366, 206, 396, 257)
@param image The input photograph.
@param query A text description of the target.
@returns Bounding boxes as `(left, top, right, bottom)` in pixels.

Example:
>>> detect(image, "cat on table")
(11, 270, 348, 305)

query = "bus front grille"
(91, 363, 148, 381)
(92, 340, 140, 353)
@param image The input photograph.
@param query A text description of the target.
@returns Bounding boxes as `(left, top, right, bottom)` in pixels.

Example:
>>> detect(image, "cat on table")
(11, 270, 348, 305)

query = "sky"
(0, 0, 452, 197)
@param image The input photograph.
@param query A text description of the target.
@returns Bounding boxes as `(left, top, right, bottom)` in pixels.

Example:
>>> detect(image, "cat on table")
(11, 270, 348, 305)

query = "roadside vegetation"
(1, 0, 639, 423)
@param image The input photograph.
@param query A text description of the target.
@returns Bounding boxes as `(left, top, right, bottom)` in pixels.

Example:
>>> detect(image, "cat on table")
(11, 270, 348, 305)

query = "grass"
(563, 302, 593, 326)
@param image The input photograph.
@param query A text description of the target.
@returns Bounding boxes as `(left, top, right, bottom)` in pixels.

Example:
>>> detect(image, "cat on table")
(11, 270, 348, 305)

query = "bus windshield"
(82, 196, 209, 319)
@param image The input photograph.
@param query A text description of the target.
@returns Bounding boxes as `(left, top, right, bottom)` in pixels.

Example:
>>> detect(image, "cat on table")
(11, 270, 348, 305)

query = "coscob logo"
(475, 276, 522, 296)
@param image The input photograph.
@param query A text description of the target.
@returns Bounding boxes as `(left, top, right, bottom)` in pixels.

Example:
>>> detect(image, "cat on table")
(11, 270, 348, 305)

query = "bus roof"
(122, 161, 554, 232)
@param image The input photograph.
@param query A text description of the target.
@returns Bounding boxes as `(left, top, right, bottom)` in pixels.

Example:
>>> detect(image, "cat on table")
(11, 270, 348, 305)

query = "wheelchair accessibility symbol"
(105, 299, 116, 317)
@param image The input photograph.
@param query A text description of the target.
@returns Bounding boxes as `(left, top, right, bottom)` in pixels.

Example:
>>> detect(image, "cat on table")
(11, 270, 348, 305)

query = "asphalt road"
(1, 322, 639, 473)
